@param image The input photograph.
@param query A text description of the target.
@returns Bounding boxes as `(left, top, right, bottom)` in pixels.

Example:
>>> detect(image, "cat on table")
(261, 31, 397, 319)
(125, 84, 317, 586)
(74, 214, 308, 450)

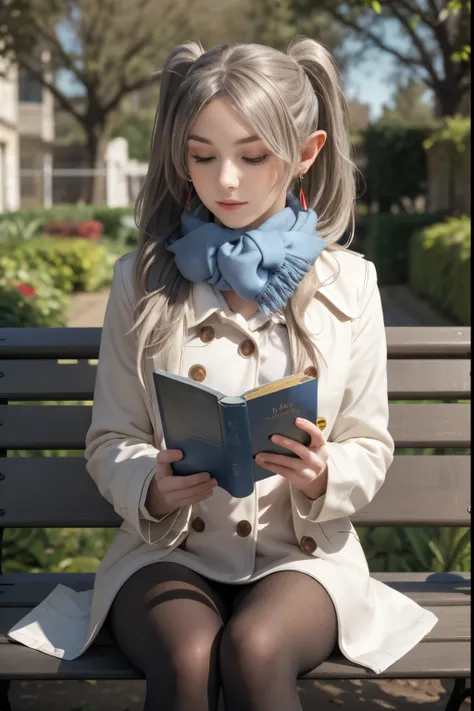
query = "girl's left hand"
(254, 417, 329, 500)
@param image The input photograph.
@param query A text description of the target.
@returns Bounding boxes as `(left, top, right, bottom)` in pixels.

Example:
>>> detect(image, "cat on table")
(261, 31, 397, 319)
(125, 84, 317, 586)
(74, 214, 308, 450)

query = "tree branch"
(323, 5, 427, 74)
(382, 1, 441, 86)
(104, 72, 157, 113)
(17, 56, 85, 125)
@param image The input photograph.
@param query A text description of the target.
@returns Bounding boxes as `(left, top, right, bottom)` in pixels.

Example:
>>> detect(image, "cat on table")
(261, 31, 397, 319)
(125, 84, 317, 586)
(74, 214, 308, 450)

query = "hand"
(145, 450, 217, 518)
(254, 417, 329, 500)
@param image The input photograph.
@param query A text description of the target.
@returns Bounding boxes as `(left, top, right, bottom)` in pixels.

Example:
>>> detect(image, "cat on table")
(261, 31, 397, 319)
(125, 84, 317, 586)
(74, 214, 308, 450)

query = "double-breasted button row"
(188, 518, 252, 538)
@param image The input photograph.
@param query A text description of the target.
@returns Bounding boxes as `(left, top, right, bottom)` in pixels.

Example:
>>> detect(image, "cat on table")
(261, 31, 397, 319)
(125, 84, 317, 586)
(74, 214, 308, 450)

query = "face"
(186, 97, 289, 230)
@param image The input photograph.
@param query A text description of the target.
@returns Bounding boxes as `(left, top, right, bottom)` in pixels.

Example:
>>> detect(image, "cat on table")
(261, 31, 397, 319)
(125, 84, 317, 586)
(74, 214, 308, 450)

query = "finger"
(295, 418, 326, 448)
(256, 460, 315, 485)
(162, 472, 215, 490)
(168, 480, 217, 501)
(157, 449, 184, 464)
(255, 452, 304, 471)
(270, 433, 313, 461)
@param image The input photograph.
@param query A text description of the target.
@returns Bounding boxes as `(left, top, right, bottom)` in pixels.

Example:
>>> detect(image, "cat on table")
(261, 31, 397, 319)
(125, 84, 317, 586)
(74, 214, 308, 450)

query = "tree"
(0, 0, 237, 202)
(379, 78, 436, 127)
(292, 0, 471, 117)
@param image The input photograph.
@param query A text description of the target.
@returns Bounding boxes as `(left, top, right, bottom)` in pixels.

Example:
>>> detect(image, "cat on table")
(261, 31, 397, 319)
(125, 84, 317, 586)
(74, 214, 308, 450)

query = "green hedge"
(0, 254, 68, 327)
(409, 215, 471, 325)
(0, 205, 137, 245)
(363, 212, 445, 285)
(362, 124, 432, 212)
(3, 237, 117, 294)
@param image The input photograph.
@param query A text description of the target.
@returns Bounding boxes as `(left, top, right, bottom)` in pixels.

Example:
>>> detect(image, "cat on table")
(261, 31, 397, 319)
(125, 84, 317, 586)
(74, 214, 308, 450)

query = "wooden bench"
(0, 326, 471, 711)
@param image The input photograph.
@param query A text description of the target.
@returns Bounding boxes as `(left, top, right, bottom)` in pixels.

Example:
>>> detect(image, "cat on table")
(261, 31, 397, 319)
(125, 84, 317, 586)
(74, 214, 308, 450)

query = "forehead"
(190, 97, 259, 141)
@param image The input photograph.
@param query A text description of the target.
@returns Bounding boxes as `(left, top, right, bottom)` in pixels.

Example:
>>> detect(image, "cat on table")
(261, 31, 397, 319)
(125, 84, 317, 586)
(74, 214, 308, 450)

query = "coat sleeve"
(291, 260, 394, 524)
(84, 255, 191, 545)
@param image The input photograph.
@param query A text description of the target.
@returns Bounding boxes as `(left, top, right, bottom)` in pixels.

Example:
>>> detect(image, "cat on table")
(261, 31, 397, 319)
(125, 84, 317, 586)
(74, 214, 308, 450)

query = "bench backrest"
(0, 326, 470, 536)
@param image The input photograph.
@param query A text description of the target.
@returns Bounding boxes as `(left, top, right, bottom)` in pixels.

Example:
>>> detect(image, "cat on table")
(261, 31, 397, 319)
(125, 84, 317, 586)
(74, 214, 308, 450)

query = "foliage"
(0, 215, 44, 244)
(378, 79, 436, 128)
(6, 236, 116, 293)
(0, 205, 136, 244)
(409, 215, 471, 325)
(424, 114, 471, 153)
(0, 255, 67, 326)
(356, 526, 471, 573)
(363, 213, 444, 285)
(3, 527, 116, 573)
(309, 0, 471, 116)
(362, 123, 433, 212)
(43, 220, 104, 240)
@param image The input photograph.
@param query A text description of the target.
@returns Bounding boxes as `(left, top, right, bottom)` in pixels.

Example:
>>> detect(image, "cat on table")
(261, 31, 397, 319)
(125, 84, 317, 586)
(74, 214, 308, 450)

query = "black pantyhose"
(108, 561, 337, 711)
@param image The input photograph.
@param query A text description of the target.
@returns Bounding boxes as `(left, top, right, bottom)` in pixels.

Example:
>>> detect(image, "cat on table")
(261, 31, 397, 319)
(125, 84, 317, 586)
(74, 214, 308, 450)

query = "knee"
(220, 616, 286, 681)
(165, 629, 221, 684)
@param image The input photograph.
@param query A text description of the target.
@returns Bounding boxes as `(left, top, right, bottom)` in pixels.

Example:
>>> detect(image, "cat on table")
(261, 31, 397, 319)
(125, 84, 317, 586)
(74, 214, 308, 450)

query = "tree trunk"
(84, 122, 109, 204)
(435, 81, 466, 118)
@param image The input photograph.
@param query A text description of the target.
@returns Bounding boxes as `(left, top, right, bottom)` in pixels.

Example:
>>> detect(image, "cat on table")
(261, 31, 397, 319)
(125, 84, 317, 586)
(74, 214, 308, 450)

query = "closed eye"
(191, 155, 269, 165)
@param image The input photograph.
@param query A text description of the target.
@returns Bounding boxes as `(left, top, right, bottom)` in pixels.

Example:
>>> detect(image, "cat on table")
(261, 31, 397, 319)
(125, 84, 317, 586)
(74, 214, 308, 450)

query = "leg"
(0, 680, 11, 711)
(445, 678, 471, 711)
(220, 571, 338, 711)
(108, 561, 231, 711)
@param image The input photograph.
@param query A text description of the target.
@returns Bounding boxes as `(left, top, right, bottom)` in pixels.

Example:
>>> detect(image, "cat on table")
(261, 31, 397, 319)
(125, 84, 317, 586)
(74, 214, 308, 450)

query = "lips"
(217, 200, 247, 211)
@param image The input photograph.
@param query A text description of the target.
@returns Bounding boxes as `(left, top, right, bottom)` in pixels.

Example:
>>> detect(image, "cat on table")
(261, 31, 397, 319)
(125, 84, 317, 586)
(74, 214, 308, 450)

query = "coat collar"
(185, 247, 363, 328)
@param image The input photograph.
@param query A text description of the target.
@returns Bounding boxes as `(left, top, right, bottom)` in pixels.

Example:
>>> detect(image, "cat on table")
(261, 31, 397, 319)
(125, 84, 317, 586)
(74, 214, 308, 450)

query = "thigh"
(229, 571, 338, 675)
(108, 561, 233, 673)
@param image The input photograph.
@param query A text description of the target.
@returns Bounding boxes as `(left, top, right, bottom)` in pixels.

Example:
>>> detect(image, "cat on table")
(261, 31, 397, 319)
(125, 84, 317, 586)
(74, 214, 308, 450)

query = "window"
(19, 70, 43, 103)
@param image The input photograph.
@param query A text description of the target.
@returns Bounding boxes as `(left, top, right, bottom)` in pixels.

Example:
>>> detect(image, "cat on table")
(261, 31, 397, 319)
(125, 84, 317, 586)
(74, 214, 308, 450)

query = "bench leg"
(0, 680, 11, 711)
(445, 678, 471, 711)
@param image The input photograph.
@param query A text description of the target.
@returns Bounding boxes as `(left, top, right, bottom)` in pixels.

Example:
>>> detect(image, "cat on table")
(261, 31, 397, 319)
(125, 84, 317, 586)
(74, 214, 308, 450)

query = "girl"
(8, 37, 437, 711)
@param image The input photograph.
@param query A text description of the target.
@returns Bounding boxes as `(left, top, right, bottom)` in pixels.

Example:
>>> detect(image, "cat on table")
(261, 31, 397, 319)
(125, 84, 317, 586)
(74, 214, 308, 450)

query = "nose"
(218, 159, 240, 191)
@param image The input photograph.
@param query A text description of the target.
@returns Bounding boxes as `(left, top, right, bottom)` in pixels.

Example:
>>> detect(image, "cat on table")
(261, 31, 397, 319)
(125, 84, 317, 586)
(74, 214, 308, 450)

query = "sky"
(55, 16, 415, 123)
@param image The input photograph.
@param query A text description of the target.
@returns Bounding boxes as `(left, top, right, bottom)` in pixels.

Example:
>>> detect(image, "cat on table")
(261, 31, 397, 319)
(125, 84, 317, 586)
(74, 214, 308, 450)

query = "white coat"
(7, 248, 437, 673)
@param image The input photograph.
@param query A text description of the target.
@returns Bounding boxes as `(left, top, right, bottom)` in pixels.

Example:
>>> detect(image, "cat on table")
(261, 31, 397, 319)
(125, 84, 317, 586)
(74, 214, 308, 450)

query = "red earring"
(298, 177, 308, 211)
(185, 185, 193, 207)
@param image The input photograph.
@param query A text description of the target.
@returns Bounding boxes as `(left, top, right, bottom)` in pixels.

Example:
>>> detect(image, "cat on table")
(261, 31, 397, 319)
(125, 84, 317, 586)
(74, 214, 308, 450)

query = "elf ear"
(297, 130, 326, 176)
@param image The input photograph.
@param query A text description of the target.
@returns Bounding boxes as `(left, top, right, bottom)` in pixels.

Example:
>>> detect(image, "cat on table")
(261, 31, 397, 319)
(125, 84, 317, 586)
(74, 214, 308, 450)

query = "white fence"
(3, 137, 148, 211)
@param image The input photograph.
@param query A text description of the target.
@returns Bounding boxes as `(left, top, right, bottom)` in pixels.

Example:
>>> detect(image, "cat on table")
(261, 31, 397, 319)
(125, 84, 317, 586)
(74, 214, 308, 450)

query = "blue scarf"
(167, 193, 326, 315)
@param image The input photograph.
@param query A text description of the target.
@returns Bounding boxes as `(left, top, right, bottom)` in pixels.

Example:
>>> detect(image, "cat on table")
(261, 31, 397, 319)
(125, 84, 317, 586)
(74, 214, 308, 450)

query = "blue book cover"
(153, 371, 323, 498)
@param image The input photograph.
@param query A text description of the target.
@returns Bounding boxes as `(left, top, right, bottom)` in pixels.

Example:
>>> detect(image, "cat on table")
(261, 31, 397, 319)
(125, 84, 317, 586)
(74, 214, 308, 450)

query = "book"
(152, 371, 325, 498)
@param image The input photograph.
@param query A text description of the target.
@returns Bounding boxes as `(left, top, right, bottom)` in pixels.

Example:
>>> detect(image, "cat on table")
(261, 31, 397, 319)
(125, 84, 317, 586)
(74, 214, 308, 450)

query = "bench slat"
(0, 572, 470, 608)
(0, 456, 470, 527)
(0, 360, 96, 400)
(0, 403, 470, 450)
(1, 326, 470, 359)
(0, 638, 469, 680)
(1, 603, 469, 648)
(1, 359, 470, 401)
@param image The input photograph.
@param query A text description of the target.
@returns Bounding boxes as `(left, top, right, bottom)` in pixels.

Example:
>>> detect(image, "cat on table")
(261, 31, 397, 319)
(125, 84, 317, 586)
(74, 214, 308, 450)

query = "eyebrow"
(188, 134, 261, 146)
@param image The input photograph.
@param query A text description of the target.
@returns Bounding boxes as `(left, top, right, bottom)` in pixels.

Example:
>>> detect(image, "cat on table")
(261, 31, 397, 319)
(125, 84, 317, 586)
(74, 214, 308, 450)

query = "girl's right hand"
(145, 449, 217, 518)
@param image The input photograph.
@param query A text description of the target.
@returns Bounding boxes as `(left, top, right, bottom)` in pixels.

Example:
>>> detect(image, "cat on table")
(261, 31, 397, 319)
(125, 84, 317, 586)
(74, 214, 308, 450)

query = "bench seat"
(0, 571, 470, 680)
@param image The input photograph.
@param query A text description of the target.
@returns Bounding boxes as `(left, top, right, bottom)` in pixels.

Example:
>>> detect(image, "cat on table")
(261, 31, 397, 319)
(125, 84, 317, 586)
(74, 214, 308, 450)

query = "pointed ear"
(297, 130, 327, 176)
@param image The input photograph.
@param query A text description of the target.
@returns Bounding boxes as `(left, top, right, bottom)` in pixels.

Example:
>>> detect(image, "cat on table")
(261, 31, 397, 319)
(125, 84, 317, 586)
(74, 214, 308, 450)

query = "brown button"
(304, 366, 317, 378)
(300, 536, 317, 554)
(191, 517, 205, 533)
(238, 339, 255, 358)
(236, 520, 252, 537)
(188, 364, 206, 382)
(199, 325, 215, 343)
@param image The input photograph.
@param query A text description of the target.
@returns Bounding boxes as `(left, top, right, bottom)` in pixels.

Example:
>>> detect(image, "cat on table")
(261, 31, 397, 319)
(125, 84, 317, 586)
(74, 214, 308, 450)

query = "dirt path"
(8, 677, 470, 710)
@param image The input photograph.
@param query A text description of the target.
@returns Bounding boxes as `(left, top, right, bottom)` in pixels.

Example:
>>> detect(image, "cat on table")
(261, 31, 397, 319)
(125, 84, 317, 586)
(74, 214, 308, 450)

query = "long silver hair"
(131, 38, 357, 385)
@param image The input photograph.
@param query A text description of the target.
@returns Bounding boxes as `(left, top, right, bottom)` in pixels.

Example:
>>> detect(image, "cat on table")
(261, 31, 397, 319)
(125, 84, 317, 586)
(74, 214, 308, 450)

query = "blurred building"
(0, 61, 55, 213)
(0, 60, 20, 212)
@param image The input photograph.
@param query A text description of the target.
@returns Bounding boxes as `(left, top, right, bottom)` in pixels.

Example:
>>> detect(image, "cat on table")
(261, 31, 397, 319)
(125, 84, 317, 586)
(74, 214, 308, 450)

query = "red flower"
(16, 283, 36, 298)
